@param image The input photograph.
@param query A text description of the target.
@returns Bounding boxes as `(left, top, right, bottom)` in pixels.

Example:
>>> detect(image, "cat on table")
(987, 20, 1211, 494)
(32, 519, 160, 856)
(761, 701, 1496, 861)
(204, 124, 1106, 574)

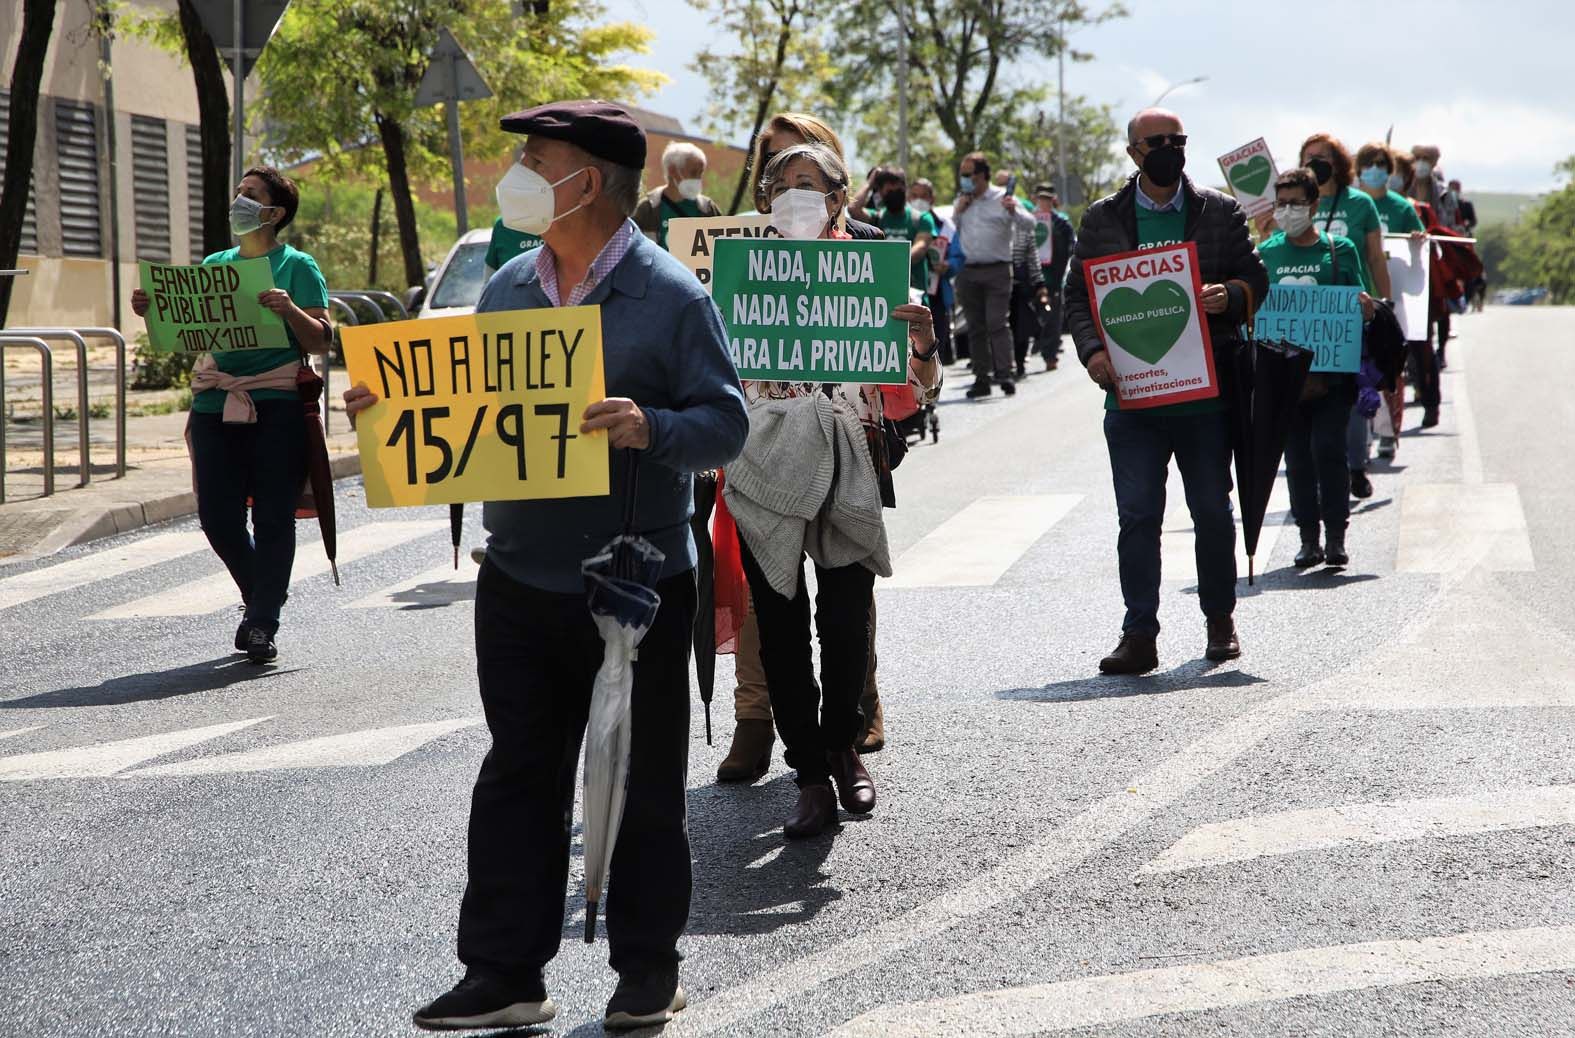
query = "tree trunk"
(728, 0, 799, 215)
(0, 0, 58, 326)
(176, 0, 233, 258)
(376, 112, 426, 289)
(368, 187, 383, 285)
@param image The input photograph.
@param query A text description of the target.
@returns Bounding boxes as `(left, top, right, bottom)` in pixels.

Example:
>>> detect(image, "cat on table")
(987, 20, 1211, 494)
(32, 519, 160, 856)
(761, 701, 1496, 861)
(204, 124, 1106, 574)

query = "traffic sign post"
(190, 0, 290, 187)
(414, 29, 492, 237)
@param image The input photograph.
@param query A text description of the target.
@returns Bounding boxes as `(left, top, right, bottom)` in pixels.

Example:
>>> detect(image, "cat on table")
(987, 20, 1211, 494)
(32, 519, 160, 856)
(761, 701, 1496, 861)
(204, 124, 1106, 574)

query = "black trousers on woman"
(738, 540, 874, 788)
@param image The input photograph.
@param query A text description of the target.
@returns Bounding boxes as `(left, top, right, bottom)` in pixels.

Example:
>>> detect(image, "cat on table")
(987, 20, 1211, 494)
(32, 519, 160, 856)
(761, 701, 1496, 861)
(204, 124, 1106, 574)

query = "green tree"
(0, 0, 58, 326)
(998, 93, 1124, 218)
(687, 0, 837, 213)
(254, 0, 663, 289)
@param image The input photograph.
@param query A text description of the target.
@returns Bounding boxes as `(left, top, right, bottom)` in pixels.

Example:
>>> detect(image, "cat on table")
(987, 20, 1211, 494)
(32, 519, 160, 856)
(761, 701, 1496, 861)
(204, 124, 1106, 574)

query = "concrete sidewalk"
(0, 401, 361, 562)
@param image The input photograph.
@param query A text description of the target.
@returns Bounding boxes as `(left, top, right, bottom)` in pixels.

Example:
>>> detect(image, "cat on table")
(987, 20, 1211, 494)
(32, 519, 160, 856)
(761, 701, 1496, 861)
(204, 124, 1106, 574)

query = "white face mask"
(1415, 160, 1434, 177)
(770, 188, 834, 240)
(909, 198, 933, 214)
(1274, 204, 1314, 236)
(1387, 172, 1406, 193)
(229, 195, 272, 237)
(496, 163, 588, 235)
(676, 178, 704, 200)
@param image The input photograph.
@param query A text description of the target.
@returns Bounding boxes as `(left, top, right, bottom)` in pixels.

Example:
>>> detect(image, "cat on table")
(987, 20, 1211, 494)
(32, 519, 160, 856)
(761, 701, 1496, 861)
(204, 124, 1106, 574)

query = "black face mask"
(881, 188, 906, 211)
(1141, 145, 1186, 188)
(1306, 157, 1334, 185)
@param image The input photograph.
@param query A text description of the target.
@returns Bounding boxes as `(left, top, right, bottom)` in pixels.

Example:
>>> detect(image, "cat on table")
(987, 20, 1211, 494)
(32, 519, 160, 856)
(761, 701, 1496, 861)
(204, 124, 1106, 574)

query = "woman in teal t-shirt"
(131, 165, 332, 663)
(1298, 133, 1392, 301)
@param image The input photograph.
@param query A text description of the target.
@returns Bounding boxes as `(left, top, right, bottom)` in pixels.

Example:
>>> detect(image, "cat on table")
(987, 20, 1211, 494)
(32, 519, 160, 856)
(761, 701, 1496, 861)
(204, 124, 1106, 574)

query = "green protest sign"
(711, 238, 910, 383)
(138, 258, 290, 353)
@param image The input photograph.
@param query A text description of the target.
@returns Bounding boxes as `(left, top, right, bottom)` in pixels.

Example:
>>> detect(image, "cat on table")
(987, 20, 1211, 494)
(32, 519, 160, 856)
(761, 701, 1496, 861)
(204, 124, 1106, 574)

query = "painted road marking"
(671, 695, 1301, 1035)
(0, 717, 270, 781)
(1144, 784, 1575, 874)
(827, 924, 1575, 1036)
(1162, 463, 1291, 584)
(126, 718, 481, 776)
(0, 726, 43, 742)
(1396, 483, 1533, 573)
(0, 530, 208, 612)
(88, 520, 446, 619)
(881, 495, 1082, 588)
(344, 555, 480, 610)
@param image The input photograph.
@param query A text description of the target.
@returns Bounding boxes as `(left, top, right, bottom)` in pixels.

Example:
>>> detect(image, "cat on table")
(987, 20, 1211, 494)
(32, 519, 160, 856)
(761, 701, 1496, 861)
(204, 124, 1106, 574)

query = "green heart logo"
(1101, 281, 1192, 365)
(1034, 220, 1050, 248)
(1229, 154, 1272, 197)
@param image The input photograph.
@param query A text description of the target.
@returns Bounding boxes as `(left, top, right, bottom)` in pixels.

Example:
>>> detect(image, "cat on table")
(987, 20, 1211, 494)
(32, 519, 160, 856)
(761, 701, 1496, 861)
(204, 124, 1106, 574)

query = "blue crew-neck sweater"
(477, 230, 748, 593)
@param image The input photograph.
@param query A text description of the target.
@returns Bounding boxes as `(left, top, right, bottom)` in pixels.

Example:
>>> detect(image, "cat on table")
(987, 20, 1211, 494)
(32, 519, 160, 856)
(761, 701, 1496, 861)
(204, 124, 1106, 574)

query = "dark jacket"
(1066, 172, 1268, 366)
(632, 187, 722, 242)
(1043, 210, 1075, 290)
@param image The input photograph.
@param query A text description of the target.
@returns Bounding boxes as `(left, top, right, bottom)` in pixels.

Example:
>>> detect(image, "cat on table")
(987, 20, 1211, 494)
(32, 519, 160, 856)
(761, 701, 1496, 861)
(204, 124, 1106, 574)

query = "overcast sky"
(609, 0, 1568, 195)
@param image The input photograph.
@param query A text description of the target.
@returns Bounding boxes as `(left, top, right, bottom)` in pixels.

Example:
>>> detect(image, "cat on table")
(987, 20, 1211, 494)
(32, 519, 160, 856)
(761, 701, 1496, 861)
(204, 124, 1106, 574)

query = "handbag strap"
(1320, 197, 1343, 285)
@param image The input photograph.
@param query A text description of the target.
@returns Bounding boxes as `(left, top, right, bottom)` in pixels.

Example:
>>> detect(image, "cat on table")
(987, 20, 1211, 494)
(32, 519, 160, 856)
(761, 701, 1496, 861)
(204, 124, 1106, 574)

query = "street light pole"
(1153, 75, 1208, 107)
(1056, 13, 1067, 203)
(896, 0, 909, 171)
(231, 0, 244, 188)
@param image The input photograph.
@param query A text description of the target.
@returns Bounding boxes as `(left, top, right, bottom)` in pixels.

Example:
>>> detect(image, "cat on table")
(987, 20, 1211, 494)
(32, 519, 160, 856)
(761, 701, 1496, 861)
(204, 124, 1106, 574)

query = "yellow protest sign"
(341, 308, 609, 507)
(666, 212, 781, 292)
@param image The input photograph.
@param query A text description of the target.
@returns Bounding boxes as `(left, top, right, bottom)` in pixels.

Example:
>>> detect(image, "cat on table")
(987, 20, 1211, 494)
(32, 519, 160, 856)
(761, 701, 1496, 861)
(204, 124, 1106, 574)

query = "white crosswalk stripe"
(344, 555, 480, 610)
(881, 495, 1082, 588)
(0, 530, 208, 612)
(126, 718, 482, 776)
(87, 519, 447, 620)
(0, 717, 270, 781)
(1143, 784, 1575, 874)
(1396, 482, 1533, 573)
(0, 726, 44, 742)
(1161, 463, 1292, 584)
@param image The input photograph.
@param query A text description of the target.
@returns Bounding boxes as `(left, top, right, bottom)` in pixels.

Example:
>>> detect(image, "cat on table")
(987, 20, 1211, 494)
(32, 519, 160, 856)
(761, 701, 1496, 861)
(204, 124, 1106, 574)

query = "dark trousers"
(1408, 338, 1441, 412)
(958, 262, 1015, 383)
(928, 293, 954, 366)
(1040, 266, 1065, 362)
(188, 400, 305, 634)
(737, 540, 873, 788)
(1285, 382, 1355, 539)
(458, 560, 696, 981)
(1010, 266, 1037, 369)
(1104, 408, 1237, 636)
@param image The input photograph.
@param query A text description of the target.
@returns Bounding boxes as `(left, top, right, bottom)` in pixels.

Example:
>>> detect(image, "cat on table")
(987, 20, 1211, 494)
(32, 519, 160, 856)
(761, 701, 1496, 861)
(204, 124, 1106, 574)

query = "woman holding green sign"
(131, 166, 332, 663)
(1256, 168, 1373, 570)
(728, 141, 941, 840)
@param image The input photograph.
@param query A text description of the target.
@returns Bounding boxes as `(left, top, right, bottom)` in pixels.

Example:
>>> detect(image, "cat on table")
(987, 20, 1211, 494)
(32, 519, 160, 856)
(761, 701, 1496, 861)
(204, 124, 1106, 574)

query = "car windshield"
(429, 242, 489, 309)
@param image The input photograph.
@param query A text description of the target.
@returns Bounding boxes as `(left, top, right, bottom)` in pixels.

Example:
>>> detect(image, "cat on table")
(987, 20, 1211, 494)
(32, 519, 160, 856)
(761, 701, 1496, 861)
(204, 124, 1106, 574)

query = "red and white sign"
(1084, 242, 1218, 410)
(1217, 137, 1279, 217)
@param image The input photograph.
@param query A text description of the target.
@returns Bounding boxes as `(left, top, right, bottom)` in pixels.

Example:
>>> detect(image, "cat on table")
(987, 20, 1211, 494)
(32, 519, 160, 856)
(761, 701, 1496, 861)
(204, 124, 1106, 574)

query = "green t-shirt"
(1256, 231, 1363, 288)
(1106, 198, 1219, 414)
(1372, 190, 1424, 235)
(653, 195, 704, 251)
(484, 218, 543, 273)
(191, 243, 328, 414)
(1314, 188, 1380, 291)
(873, 205, 939, 292)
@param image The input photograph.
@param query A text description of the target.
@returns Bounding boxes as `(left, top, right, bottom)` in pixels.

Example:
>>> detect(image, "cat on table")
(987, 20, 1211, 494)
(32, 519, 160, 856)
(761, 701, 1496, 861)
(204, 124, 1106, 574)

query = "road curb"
(3, 453, 363, 565)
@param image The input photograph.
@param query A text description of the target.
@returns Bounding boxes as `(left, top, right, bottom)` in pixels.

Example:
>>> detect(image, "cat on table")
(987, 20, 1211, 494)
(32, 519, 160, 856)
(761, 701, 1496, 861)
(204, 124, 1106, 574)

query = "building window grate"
(130, 115, 171, 261)
(0, 90, 40, 254)
(55, 100, 103, 258)
(185, 123, 205, 262)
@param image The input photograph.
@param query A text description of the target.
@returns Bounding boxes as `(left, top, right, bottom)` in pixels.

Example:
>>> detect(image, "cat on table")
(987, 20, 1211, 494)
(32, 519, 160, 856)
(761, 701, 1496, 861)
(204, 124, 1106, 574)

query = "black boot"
(1294, 534, 1325, 569)
(1324, 531, 1349, 568)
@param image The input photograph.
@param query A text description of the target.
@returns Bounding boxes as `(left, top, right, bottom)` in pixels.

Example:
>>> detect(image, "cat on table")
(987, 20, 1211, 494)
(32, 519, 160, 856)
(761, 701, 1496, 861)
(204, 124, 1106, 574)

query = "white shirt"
(953, 185, 1036, 265)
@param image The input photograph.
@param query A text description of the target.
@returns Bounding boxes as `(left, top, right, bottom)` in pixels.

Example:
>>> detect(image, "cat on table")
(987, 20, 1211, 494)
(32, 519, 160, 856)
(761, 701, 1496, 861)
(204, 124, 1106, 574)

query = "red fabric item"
(712, 469, 748, 656)
(879, 382, 920, 421)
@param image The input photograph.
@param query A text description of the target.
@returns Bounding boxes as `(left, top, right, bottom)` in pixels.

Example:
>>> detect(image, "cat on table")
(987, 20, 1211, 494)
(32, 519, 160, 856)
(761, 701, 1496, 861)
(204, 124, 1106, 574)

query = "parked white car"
(416, 227, 492, 319)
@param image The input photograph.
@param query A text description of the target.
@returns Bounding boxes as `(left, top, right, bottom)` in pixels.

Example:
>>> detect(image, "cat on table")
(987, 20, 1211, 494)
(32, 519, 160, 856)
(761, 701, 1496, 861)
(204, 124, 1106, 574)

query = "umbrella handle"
(704, 702, 713, 746)
(330, 560, 341, 587)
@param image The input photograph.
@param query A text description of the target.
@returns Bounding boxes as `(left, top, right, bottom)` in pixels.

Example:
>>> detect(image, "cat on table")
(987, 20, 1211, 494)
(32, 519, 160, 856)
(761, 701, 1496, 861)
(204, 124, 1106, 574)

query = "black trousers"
(458, 559, 696, 982)
(738, 540, 874, 788)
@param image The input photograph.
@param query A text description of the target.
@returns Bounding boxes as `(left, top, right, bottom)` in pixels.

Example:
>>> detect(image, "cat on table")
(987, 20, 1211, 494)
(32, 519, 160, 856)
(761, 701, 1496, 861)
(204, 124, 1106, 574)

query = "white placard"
(1384, 237, 1431, 341)
(1084, 242, 1218, 409)
(1217, 138, 1279, 217)
(666, 213, 781, 293)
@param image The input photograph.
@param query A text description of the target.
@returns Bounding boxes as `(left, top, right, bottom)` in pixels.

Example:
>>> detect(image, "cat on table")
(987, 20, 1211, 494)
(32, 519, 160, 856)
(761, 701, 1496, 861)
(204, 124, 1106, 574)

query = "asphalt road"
(3, 306, 1573, 1037)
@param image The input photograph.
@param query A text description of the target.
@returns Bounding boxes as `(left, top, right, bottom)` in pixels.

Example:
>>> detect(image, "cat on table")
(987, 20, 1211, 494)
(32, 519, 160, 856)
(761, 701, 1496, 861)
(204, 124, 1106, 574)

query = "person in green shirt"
(484, 217, 542, 274)
(631, 141, 722, 251)
(1258, 168, 1374, 572)
(853, 166, 938, 294)
(131, 165, 331, 664)
(1298, 132, 1392, 300)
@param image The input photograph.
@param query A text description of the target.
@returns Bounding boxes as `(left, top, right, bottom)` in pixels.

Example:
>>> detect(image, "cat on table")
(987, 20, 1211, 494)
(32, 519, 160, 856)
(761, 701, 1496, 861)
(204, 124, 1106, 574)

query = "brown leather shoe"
(855, 691, 885, 753)
(1205, 616, 1241, 662)
(1099, 632, 1158, 675)
(827, 748, 876, 815)
(715, 720, 774, 783)
(783, 783, 837, 839)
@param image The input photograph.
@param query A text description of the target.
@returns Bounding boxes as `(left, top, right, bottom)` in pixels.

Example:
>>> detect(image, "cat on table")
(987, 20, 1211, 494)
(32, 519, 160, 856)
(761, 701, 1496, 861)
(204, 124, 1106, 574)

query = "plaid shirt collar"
(536, 219, 639, 307)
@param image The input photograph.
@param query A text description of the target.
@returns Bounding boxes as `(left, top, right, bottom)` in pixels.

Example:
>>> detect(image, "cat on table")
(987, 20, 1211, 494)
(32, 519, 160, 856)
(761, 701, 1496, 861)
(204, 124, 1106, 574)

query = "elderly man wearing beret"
(347, 100, 747, 1032)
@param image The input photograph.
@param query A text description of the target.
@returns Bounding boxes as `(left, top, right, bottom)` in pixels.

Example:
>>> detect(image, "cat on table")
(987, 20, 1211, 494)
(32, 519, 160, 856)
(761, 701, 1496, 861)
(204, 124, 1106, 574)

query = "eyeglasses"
(1137, 133, 1188, 149)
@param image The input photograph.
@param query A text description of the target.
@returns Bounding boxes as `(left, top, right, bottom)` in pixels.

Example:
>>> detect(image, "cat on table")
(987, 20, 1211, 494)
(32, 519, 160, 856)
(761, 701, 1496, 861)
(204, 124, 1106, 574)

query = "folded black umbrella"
(690, 472, 718, 745)
(450, 503, 464, 569)
(295, 365, 340, 585)
(1227, 335, 1312, 584)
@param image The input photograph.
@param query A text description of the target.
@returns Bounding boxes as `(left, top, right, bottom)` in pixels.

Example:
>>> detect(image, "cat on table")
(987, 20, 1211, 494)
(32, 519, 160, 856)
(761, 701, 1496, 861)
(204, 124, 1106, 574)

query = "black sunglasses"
(1137, 133, 1188, 149)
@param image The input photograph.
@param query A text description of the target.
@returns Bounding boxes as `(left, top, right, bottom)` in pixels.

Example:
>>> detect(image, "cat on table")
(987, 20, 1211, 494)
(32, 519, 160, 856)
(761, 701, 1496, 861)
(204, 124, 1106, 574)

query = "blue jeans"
(189, 400, 306, 634)
(1103, 409, 1237, 637)
(1285, 382, 1354, 539)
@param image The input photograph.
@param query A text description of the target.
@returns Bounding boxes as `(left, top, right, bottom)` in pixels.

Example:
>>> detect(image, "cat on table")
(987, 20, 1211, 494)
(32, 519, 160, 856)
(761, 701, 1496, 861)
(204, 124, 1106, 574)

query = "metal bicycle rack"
(330, 289, 408, 321)
(0, 335, 56, 502)
(4, 329, 92, 487)
(12, 326, 129, 479)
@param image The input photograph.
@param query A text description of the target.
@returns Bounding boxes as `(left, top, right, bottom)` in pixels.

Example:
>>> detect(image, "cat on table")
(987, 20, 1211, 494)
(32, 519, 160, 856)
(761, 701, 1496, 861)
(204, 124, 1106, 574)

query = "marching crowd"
(136, 95, 1482, 1031)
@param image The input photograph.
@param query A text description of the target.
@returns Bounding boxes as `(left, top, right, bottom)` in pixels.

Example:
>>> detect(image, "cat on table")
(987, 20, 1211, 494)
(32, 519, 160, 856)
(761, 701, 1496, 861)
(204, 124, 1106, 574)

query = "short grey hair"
(755, 141, 849, 213)
(574, 145, 643, 217)
(662, 141, 706, 177)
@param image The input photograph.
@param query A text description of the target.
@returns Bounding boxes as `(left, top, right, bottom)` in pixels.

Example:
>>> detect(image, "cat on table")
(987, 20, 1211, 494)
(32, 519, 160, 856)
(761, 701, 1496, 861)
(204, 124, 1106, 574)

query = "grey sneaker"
(605, 968, 687, 1030)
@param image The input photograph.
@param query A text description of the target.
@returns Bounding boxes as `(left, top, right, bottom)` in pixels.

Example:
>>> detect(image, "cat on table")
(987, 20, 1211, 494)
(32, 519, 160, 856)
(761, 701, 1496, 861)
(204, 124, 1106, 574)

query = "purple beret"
(499, 100, 647, 170)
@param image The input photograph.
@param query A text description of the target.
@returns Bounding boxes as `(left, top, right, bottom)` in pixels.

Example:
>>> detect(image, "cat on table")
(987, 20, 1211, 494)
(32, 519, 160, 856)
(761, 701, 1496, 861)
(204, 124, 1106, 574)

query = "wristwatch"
(910, 341, 939, 362)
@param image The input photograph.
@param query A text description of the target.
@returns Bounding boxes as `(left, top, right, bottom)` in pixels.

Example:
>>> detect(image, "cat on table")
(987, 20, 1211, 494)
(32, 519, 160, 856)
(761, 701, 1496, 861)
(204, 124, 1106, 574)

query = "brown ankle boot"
(1205, 615, 1241, 662)
(783, 783, 837, 839)
(856, 691, 885, 753)
(716, 719, 774, 783)
(827, 748, 876, 814)
(1099, 632, 1159, 675)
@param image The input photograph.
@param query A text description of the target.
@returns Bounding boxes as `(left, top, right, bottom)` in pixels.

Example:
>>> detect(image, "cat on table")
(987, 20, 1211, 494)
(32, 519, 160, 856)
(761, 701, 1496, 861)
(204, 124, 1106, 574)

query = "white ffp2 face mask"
(495, 163, 588, 235)
(1274, 204, 1314, 237)
(229, 195, 272, 237)
(770, 188, 834, 240)
(677, 178, 704, 200)
(909, 198, 933, 214)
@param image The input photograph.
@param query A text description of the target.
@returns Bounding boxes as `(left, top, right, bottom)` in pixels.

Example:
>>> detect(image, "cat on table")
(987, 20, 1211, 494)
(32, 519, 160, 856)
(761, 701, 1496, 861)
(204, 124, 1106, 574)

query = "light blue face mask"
(1387, 172, 1406, 192)
(1359, 165, 1389, 190)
